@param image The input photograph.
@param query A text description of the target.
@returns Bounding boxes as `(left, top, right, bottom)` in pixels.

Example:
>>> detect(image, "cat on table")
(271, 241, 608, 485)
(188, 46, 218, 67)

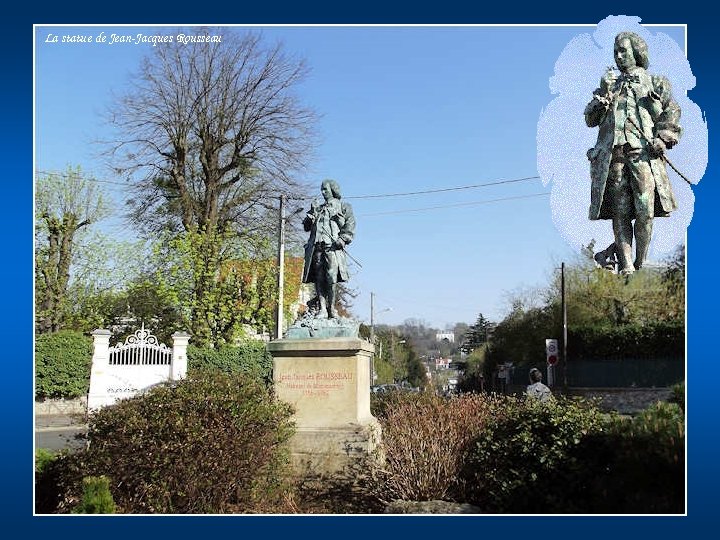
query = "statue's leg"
(325, 251, 339, 319)
(634, 217, 653, 270)
(607, 150, 635, 274)
(314, 282, 327, 318)
(327, 284, 337, 319)
(313, 247, 328, 318)
(628, 152, 655, 270)
(612, 217, 635, 274)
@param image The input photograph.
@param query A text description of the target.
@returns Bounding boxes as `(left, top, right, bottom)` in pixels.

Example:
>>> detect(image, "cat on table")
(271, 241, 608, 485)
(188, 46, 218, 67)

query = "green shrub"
(462, 397, 684, 514)
(35, 330, 93, 399)
(569, 320, 684, 359)
(552, 401, 685, 513)
(463, 395, 608, 513)
(35, 452, 81, 514)
(35, 448, 57, 474)
(37, 370, 295, 514)
(669, 381, 685, 412)
(365, 392, 494, 504)
(73, 476, 116, 514)
(188, 341, 273, 381)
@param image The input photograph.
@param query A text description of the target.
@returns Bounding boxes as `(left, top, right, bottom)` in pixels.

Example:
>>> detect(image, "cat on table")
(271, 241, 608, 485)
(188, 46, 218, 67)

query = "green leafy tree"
(457, 345, 487, 393)
(482, 247, 685, 380)
(405, 347, 427, 389)
(35, 167, 109, 333)
(147, 230, 303, 346)
(62, 234, 148, 334)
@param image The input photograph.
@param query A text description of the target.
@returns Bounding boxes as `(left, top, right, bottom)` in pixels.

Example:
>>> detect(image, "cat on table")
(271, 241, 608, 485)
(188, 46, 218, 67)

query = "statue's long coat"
(584, 68, 682, 220)
(302, 199, 355, 283)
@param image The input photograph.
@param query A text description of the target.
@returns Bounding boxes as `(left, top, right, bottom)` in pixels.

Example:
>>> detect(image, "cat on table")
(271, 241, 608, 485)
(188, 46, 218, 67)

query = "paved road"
(35, 415, 87, 452)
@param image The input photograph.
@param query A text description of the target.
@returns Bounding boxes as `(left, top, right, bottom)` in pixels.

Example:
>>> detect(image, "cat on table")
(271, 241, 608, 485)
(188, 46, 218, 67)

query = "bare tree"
(108, 29, 316, 236)
(105, 29, 318, 344)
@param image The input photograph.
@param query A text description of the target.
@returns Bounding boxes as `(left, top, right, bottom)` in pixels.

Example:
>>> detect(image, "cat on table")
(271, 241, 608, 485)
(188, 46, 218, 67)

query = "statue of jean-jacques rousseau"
(302, 179, 355, 320)
(585, 31, 682, 276)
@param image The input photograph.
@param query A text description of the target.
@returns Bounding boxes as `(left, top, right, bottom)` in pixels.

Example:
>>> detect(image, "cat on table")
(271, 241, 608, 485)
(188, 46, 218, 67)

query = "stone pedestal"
(268, 337, 381, 476)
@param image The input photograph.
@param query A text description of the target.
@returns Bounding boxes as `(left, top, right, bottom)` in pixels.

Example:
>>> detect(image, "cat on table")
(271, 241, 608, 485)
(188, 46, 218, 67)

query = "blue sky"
(35, 22, 691, 329)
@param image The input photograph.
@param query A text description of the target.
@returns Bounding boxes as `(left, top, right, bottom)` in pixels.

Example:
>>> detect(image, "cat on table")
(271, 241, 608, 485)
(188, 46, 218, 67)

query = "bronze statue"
(585, 31, 682, 275)
(302, 179, 355, 319)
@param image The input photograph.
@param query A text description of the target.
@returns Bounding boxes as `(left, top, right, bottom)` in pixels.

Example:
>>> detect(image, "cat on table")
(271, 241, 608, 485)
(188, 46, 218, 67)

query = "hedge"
(35, 330, 93, 399)
(568, 320, 684, 359)
(187, 341, 273, 381)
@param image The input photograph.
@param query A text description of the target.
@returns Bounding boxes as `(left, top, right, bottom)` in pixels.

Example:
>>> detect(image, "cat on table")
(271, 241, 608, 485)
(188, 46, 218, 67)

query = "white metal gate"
(109, 325, 172, 366)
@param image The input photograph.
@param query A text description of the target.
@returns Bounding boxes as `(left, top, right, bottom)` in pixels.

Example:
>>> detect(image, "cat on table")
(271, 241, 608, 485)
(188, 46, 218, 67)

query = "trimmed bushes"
(36, 370, 295, 514)
(35, 330, 92, 399)
(463, 396, 608, 512)
(568, 320, 684, 359)
(366, 392, 494, 504)
(555, 401, 685, 514)
(366, 392, 684, 514)
(188, 341, 273, 381)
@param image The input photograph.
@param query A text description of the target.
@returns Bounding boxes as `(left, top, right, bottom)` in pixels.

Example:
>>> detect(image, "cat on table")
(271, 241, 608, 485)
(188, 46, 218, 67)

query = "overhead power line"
(358, 192, 549, 217)
(35, 169, 546, 211)
(346, 175, 541, 199)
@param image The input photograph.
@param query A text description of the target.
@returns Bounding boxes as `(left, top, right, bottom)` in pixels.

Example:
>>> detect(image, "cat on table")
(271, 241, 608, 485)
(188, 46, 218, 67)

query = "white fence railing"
(87, 325, 190, 411)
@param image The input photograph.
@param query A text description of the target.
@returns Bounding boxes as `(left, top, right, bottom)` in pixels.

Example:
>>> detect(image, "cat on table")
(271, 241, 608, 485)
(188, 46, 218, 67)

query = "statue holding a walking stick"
(585, 31, 687, 275)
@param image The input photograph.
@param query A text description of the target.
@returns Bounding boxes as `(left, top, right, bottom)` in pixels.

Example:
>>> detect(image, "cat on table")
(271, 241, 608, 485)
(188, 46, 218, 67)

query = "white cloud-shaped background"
(537, 15, 708, 259)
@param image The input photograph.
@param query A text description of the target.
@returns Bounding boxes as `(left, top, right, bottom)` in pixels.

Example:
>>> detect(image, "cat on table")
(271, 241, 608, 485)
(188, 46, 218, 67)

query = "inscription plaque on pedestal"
(268, 337, 381, 475)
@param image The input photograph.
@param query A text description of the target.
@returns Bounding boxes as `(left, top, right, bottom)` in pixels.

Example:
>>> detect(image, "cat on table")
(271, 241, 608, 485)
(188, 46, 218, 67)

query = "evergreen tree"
(461, 313, 493, 353)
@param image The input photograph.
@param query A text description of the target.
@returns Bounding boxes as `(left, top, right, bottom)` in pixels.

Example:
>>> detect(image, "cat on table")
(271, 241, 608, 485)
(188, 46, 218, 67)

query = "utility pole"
(561, 261, 568, 388)
(370, 292, 375, 386)
(370, 292, 375, 342)
(275, 194, 286, 340)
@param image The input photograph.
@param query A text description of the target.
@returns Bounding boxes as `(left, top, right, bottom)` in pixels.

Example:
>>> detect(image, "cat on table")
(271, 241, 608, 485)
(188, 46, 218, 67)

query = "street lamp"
(369, 291, 391, 385)
(275, 195, 304, 340)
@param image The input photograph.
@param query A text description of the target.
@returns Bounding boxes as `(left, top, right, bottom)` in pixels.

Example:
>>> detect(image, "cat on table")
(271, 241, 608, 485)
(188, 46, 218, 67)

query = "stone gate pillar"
(171, 331, 191, 380)
(87, 329, 112, 411)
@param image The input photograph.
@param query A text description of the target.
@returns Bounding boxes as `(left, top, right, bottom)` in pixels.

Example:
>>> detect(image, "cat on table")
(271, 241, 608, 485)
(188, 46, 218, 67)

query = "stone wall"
(564, 387, 673, 414)
(35, 397, 87, 416)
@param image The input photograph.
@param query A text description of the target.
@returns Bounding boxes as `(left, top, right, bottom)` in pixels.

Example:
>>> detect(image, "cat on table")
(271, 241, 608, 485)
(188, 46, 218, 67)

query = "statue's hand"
(601, 68, 618, 88)
(595, 91, 615, 110)
(326, 199, 341, 215)
(649, 138, 666, 157)
(332, 238, 345, 250)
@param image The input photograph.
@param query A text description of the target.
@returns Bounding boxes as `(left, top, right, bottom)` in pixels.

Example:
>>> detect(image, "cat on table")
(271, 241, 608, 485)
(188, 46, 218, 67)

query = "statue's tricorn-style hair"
(615, 31, 649, 69)
(321, 179, 342, 199)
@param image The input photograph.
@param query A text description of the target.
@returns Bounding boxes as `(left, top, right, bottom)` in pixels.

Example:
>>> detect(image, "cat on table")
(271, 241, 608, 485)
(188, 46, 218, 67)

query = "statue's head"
(321, 179, 342, 199)
(614, 31, 649, 70)
(529, 367, 543, 384)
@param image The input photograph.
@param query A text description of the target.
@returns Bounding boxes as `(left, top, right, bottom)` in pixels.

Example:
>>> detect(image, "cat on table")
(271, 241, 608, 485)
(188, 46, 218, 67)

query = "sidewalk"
(35, 414, 87, 452)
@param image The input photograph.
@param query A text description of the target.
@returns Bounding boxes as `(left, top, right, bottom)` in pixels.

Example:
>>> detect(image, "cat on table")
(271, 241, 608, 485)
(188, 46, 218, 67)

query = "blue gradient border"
(10, 4, 717, 537)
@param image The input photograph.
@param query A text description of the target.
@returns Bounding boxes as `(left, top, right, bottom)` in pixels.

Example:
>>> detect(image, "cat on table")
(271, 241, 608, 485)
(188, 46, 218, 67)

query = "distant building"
(435, 357, 451, 370)
(436, 332, 455, 343)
